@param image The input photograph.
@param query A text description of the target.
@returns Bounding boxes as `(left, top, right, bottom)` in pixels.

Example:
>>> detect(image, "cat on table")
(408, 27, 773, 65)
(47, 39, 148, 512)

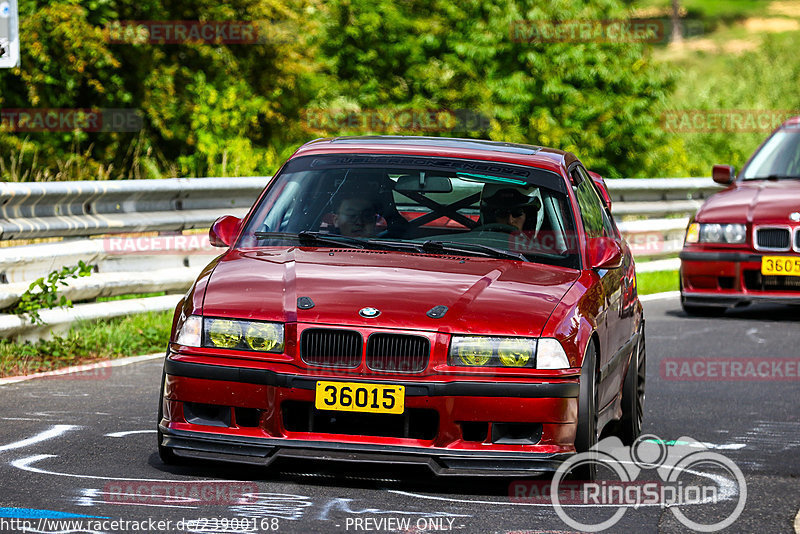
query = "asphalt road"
(0, 297, 798, 534)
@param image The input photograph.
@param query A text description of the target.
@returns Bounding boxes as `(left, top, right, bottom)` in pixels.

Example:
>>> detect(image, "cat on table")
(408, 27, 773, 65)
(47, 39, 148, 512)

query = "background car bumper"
(680, 249, 800, 306)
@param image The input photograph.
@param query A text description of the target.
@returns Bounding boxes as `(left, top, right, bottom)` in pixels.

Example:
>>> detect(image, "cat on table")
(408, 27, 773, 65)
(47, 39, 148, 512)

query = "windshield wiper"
(253, 231, 366, 249)
(255, 232, 429, 253)
(421, 240, 529, 262)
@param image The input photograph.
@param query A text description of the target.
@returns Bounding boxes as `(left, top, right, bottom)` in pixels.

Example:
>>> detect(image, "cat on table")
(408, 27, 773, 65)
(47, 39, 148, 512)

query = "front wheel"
(619, 331, 646, 445)
(573, 339, 598, 481)
(157, 369, 181, 465)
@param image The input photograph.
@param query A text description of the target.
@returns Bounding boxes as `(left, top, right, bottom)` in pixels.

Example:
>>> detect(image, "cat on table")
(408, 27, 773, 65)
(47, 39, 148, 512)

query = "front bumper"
(160, 356, 579, 476)
(680, 250, 800, 307)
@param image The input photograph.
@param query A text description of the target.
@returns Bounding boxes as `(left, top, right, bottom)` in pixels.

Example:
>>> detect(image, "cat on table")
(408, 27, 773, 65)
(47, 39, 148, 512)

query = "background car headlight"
(450, 336, 560, 368)
(685, 223, 746, 244)
(203, 317, 284, 353)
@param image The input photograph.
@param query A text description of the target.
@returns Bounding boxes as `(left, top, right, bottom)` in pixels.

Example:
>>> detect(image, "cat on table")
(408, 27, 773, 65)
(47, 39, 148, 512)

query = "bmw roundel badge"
(790, 212, 800, 222)
(359, 307, 381, 318)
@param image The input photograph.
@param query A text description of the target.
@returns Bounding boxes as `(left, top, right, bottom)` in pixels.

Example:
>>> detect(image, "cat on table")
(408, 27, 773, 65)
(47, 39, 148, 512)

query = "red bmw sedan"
(158, 136, 645, 476)
(681, 118, 800, 315)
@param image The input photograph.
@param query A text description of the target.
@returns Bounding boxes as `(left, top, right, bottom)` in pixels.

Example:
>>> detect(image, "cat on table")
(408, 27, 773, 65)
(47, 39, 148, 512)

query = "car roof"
(781, 116, 800, 128)
(292, 136, 578, 175)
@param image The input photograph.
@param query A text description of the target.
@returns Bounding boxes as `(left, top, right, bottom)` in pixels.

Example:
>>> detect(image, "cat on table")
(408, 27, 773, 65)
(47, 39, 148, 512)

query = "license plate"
(314, 381, 405, 414)
(761, 256, 800, 276)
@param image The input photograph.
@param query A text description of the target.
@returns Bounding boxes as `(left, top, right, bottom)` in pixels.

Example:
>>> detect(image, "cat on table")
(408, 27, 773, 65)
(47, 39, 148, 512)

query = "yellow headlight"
(455, 340, 492, 366)
(497, 339, 533, 367)
(245, 322, 284, 352)
(207, 319, 242, 348)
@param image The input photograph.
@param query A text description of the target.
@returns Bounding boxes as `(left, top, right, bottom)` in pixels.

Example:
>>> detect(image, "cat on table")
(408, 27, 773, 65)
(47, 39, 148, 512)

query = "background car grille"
(366, 334, 430, 372)
(743, 270, 800, 291)
(756, 227, 791, 250)
(300, 328, 362, 368)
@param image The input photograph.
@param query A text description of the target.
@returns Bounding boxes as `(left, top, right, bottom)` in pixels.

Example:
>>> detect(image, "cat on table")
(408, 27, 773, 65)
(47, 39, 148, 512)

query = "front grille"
(282, 401, 438, 440)
(756, 227, 791, 250)
(300, 328, 362, 368)
(366, 334, 430, 373)
(796, 228, 800, 250)
(743, 270, 800, 291)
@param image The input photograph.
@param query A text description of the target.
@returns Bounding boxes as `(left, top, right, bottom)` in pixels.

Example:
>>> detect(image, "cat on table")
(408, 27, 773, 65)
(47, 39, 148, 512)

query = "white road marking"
(746, 327, 766, 344)
(0, 425, 78, 453)
(12, 454, 243, 483)
(794, 506, 799, 534)
(104, 430, 156, 438)
(388, 463, 739, 509)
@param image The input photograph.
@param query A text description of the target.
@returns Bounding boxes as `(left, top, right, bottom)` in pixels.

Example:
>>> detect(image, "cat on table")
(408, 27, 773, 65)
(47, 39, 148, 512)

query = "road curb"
(0, 352, 164, 386)
(640, 291, 681, 302)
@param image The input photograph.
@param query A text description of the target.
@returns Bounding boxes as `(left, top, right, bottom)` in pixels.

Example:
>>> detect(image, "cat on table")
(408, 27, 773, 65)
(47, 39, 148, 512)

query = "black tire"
(573, 339, 599, 481)
(619, 331, 646, 445)
(157, 369, 181, 465)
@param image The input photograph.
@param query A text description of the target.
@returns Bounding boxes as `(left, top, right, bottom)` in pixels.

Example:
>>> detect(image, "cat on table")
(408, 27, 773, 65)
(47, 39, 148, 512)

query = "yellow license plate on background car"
(761, 256, 800, 276)
(314, 381, 405, 414)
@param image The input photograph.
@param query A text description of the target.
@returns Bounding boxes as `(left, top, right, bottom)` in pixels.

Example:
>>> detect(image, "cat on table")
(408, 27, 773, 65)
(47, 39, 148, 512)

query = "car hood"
(699, 180, 800, 224)
(202, 248, 579, 336)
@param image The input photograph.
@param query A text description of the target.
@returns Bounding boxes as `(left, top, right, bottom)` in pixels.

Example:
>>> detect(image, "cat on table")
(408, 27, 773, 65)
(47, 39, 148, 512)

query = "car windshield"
(238, 154, 580, 269)
(741, 129, 800, 180)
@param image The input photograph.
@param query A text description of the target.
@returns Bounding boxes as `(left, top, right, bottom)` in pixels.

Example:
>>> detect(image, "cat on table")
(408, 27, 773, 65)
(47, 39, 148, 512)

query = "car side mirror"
(588, 171, 612, 211)
(209, 215, 241, 247)
(588, 237, 623, 269)
(712, 164, 735, 185)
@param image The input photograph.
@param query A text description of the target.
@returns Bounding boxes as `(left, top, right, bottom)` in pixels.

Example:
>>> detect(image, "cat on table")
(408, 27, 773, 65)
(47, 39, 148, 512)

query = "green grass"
(635, 0, 769, 20)
(637, 270, 679, 295)
(0, 311, 172, 378)
(654, 17, 800, 177)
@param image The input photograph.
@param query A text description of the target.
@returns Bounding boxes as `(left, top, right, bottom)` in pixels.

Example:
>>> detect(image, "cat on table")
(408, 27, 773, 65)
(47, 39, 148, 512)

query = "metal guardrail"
(0, 176, 718, 240)
(0, 176, 720, 339)
(0, 177, 265, 240)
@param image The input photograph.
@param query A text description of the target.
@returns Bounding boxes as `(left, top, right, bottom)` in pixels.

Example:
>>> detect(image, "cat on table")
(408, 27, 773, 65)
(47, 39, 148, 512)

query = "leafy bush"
(11, 260, 95, 325)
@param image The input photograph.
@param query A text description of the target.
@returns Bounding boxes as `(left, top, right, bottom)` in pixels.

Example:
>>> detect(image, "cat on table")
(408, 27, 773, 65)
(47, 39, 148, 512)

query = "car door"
(572, 164, 625, 411)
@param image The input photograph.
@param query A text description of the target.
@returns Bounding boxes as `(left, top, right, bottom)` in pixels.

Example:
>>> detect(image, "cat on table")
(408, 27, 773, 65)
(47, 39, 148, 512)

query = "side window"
(573, 169, 606, 239)
(574, 166, 619, 239)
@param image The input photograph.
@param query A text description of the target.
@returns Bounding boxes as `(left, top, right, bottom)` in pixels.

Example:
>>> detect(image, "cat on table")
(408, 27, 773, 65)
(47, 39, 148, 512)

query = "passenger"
(480, 184, 541, 232)
(332, 194, 380, 237)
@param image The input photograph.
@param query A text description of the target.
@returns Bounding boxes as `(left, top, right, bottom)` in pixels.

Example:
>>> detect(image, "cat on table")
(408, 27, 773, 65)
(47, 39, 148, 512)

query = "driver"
(480, 184, 541, 232)
(332, 194, 381, 237)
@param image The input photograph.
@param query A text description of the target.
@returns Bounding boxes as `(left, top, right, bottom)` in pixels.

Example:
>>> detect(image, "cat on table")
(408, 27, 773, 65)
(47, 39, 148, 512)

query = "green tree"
(310, 0, 677, 177)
